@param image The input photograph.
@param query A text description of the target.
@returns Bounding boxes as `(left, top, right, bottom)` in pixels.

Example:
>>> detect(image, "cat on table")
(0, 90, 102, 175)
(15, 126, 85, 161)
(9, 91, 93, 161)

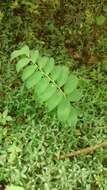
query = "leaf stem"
(38, 66, 66, 98)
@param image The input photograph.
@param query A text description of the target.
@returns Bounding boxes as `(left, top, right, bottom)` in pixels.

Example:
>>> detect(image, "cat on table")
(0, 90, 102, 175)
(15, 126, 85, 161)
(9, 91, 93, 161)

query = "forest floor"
(0, 1, 107, 189)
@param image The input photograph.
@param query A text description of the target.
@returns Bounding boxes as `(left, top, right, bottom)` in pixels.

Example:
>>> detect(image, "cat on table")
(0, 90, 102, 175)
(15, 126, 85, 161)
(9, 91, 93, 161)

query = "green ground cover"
(0, 1, 107, 189)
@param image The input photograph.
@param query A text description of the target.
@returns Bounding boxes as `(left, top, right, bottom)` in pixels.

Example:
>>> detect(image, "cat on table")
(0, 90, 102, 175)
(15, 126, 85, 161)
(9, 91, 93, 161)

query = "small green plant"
(0, 110, 12, 126)
(96, 15, 106, 26)
(11, 45, 82, 126)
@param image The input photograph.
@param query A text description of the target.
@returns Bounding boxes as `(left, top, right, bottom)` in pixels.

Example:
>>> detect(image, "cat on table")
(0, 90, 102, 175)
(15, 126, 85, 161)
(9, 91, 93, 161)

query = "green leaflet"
(30, 50, 39, 64)
(50, 65, 62, 81)
(38, 56, 49, 69)
(68, 89, 82, 102)
(44, 57, 54, 74)
(35, 78, 50, 95)
(16, 58, 31, 73)
(26, 71, 43, 89)
(47, 90, 63, 111)
(67, 107, 78, 126)
(22, 65, 37, 81)
(57, 66, 69, 87)
(11, 45, 29, 60)
(39, 84, 57, 102)
(64, 74, 78, 94)
(57, 99, 71, 122)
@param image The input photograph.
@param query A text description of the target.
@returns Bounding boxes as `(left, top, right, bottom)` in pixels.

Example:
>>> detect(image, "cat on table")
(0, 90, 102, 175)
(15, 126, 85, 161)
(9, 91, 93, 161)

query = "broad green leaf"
(57, 66, 69, 87)
(44, 57, 54, 74)
(68, 89, 82, 102)
(64, 74, 78, 94)
(22, 65, 37, 81)
(39, 84, 56, 102)
(35, 78, 50, 95)
(67, 107, 78, 126)
(57, 99, 71, 122)
(96, 15, 106, 26)
(16, 58, 30, 73)
(50, 66, 62, 81)
(26, 71, 43, 89)
(47, 90, 63, 111)
(5, 185, 25, 190)
(30, 50, 39, 64)
(38, 56, 49, 69)
(11, 45, 29, 60)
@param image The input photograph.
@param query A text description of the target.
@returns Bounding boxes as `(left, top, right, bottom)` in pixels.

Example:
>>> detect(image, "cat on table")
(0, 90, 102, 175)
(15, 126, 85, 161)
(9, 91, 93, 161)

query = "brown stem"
(56, 140, 107, 160)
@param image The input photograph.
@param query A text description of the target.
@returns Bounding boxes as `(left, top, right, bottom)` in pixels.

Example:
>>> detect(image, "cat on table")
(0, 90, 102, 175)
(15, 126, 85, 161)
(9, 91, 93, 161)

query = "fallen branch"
(56, 139, 107, 160)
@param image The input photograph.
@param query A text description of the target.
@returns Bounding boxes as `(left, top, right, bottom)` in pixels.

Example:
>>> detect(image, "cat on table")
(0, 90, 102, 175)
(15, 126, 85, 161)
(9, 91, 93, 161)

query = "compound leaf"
(12, 45, 81, 126)
(16, 58, 31, 73)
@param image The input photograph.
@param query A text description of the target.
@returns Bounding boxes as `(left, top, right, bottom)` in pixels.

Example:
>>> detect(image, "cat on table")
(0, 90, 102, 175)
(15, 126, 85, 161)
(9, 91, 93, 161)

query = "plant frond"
(11, 45, 82, 126)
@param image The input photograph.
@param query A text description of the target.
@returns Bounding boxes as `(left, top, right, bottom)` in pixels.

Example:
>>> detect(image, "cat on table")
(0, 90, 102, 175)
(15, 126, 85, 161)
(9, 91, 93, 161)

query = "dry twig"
(56, 140, 107, 160)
